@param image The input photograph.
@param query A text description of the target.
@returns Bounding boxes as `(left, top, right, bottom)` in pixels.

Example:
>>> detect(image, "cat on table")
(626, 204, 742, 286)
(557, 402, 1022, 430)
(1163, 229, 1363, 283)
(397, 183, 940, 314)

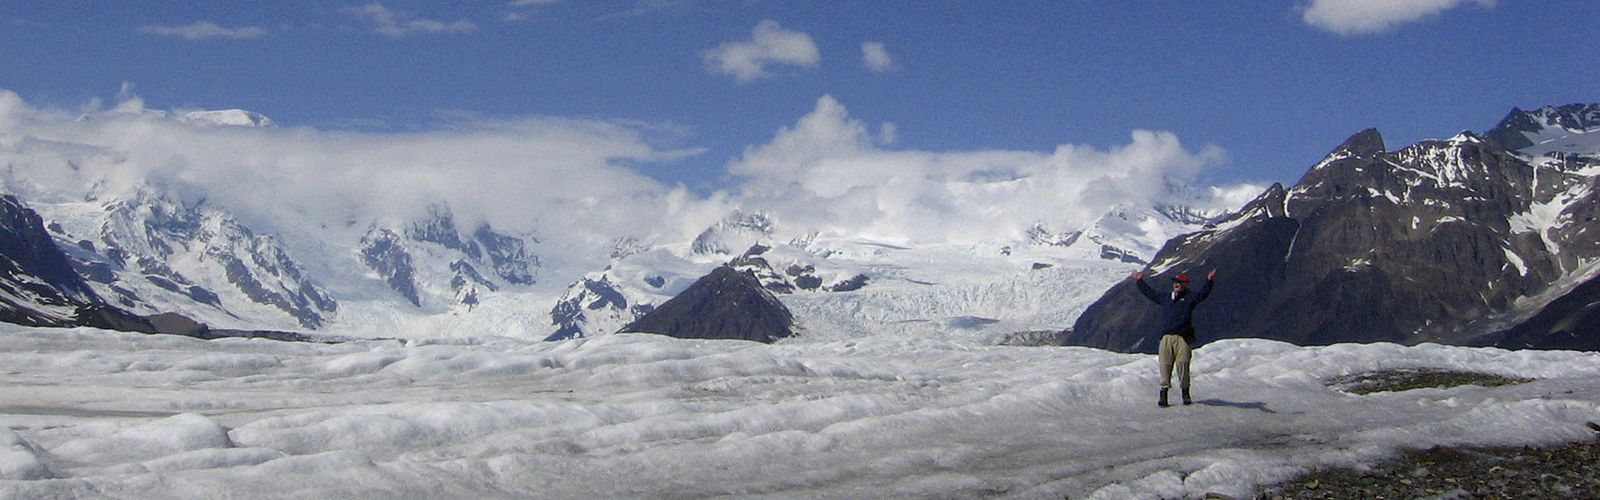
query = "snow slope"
(781, 242, 1133, 342)
(2, 324, 1597, 498)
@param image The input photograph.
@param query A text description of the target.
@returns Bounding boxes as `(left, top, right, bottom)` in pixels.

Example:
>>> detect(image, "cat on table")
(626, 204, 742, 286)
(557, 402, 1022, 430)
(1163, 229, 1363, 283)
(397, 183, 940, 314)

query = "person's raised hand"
(1207, 269, 1217, 281)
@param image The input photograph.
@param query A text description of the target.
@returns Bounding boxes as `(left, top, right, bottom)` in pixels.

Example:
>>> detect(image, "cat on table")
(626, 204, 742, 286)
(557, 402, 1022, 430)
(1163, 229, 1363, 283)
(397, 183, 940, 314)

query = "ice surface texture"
(2, 324, 1598, 498)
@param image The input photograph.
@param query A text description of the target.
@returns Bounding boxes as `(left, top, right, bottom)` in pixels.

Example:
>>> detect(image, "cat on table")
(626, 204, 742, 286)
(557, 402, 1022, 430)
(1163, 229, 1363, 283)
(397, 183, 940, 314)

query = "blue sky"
(2, 0, 1596, 194)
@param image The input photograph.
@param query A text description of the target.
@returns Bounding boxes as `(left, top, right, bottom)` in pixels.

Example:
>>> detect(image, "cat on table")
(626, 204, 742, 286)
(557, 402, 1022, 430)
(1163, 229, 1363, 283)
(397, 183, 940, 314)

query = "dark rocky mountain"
(620, 266, 796, 343)
(1475, 273, 1600, 351)
(1, 194, 99, 326)
(2, 194, 171, 334)
(1068, 105, 1600, 352)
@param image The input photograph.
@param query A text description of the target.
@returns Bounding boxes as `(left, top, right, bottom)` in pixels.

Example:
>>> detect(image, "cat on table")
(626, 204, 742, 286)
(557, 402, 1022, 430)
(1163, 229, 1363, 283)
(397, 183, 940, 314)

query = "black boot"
(1182, 388, 1192, 405)
(1158, 388, 1170, 407)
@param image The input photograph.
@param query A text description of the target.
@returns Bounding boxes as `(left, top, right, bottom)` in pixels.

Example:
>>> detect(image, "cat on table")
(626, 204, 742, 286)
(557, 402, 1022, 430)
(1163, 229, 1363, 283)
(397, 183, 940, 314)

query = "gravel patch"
(1238, 369, 1593, 499)
(1255, 434, 1600, 499)
(1326, 368, 1534, 395)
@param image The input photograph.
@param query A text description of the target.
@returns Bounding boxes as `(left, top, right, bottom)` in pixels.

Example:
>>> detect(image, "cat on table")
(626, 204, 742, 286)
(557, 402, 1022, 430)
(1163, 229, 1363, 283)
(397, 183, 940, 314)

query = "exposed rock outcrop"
(620, 266, 795, 343)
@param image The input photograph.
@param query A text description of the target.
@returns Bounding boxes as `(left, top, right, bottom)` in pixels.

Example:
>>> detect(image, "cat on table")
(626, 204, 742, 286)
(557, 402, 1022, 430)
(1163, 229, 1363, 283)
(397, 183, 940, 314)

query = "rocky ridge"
(1068, 104, 1600, 352)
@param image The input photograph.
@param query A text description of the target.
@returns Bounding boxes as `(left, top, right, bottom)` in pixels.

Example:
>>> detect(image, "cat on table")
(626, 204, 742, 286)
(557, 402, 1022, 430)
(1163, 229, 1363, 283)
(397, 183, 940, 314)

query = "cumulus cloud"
(138, 21, 268, 40)
(0, 89, 724, 276)
(702, 20, 820, 83)
(728, 96, 1247, 245)
(1300, 0, 1495, 35)
(861, 42, 893, 72)
(111, 82, 150, 114)
(0, 87, 1257, 279)
(342, 3, 477, 37)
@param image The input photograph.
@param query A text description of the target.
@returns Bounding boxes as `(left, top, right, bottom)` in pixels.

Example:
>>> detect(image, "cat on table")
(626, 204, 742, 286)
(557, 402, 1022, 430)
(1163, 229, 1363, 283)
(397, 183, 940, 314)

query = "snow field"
(2, 324, 1599, 498)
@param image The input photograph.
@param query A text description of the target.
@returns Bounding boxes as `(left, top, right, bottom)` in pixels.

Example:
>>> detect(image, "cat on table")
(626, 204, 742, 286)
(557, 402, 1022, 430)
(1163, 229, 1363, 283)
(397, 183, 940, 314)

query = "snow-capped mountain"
(545, 245, 711, 341)
(690, 210, 776, 256)
(357, 203, 539, 311)
(0, 194, 169, 333)
(545, 203, 1214, 342)
(1069, 103, 1600, 352)
(1485, 103, 1600, 154)
(22, 101, 1591, 351)
(2, 98, 1251, 341)
(35, 189, 336, 329)
(4, 187, 552, 336)
(179, 109, 276, 128)
(1026, 200, 1228, 266)
(728, 243, 871, 294)
(2, 105, 549, 336)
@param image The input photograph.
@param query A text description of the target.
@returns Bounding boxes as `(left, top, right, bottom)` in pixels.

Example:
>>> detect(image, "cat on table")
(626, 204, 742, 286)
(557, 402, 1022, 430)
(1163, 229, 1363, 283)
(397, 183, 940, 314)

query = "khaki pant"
(1158, 334, 1192, 390)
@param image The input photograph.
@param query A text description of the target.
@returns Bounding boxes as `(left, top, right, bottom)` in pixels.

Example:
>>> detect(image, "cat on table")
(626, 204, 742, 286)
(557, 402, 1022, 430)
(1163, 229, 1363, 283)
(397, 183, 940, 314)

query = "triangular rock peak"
(620, 266, 796, 343)
(1302, 128, 1384, 177)
(1335, 128, 1386, 158)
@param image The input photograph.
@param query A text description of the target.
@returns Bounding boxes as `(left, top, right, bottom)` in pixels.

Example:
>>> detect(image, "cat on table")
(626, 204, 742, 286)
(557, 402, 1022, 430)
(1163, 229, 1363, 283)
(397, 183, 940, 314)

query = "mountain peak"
(1305, 129, 1384, 177)
(1486, 103, 1600, 151)
(691, 211, 776, 256)
(620, 265, 795, 343)
(180, 109, 276, 128)
(1447, 130, 1483, 144)
(1337, 128, 1386, 157)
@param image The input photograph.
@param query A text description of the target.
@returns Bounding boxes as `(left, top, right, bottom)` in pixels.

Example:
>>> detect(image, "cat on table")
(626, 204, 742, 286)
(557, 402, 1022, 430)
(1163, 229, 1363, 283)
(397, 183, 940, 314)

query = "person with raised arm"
(1131, 268, 1217, 407)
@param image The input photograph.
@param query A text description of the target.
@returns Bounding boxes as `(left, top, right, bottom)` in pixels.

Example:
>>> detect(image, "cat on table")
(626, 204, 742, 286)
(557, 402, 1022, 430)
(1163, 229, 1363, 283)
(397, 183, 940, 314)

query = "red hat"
(1172, 274, 1190, 284)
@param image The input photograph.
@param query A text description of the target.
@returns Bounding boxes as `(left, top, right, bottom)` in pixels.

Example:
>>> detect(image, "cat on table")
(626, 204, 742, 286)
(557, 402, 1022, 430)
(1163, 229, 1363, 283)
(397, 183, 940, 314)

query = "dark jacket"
(1135, 277, 1213, 342)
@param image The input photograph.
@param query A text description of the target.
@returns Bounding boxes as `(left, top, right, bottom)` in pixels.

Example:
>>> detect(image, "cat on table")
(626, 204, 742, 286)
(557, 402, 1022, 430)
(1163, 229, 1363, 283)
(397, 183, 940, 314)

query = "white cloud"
(728, 96, 1246, 245)
(702, 20, 820, 83)
(0, 88, 722, 273)
(597, 0, 693, 21)
(0, 90, 25, 133)
(861, 42, 893, 72)
(0, 87, 1255, 276)
(138, 21, 267, 40)
(503, 0, 557, 22)
(876, 122, 897, 146)
(1300, 0, 1495, 35)
(112, 82, 148, 114)
(342, 3, 477, 37)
